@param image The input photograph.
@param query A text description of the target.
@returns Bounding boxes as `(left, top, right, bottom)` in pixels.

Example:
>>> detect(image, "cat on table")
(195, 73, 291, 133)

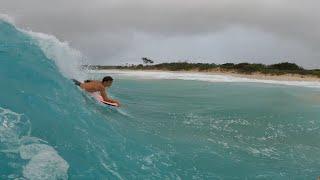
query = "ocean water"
(1, 17, 320, 179)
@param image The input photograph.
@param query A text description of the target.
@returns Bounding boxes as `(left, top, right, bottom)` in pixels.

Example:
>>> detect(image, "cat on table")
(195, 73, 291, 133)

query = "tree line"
(84, 58, 320, 77)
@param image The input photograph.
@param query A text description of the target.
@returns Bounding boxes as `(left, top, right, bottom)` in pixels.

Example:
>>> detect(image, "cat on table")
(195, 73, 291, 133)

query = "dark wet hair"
(102, 76, 113, 83)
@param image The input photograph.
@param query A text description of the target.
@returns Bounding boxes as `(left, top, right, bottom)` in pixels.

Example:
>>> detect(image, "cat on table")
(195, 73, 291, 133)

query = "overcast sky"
(1, 0, 319, 68)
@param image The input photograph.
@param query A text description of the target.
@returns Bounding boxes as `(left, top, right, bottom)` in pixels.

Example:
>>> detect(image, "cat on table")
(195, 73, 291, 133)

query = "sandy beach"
(94, 69, 320, 82)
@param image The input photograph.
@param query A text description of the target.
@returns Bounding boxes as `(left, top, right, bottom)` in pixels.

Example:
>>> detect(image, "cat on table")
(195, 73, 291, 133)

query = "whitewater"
(1, 15, 320, 179)
(92, 69, 320, 88)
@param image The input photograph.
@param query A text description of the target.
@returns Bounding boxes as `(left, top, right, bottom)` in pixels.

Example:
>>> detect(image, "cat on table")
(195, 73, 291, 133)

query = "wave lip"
(94, 70, 320, 88)
(0, 14, 15, 24)
(0, 15, 76, 179)
(0, 13, 85, 80)
(23, 30, 85, 79)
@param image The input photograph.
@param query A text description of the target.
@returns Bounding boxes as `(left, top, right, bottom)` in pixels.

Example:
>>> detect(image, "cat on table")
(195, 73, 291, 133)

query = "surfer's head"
(102, 76, 113, 87)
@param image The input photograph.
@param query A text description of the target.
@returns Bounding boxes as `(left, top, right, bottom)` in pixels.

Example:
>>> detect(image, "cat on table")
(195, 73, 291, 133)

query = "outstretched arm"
(100, 89, 121, 106)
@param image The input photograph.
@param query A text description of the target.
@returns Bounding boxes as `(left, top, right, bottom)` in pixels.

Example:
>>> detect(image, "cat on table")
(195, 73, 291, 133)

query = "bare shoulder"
(97, 83, 105, 91)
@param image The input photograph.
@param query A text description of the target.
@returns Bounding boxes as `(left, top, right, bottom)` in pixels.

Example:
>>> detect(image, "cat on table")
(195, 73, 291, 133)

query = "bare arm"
(100, 88, 120, 106)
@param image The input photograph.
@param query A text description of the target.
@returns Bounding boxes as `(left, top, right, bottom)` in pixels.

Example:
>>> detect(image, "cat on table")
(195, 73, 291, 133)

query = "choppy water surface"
(1, 17, 320, 179)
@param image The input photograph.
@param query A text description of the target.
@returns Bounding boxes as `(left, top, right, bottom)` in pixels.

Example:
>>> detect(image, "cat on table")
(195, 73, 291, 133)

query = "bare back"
(80, 81, 104, 92)
(76, 78, 120, 106)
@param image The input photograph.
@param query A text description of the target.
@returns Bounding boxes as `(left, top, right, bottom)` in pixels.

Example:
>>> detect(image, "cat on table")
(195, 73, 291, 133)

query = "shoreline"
(91, 69, 320, 82)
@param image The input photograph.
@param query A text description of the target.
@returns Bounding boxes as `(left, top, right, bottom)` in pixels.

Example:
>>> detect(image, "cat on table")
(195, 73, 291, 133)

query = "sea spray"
(1, 14, 320, 179)
(0, 14, 86, 80)
(0, 16, 129, 179)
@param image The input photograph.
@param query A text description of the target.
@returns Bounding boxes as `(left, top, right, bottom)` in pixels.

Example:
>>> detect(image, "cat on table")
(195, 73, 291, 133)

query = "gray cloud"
(1, 0, 319, 68)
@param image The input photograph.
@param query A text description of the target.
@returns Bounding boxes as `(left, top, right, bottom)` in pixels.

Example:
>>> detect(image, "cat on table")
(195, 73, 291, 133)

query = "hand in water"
(115, 100, 121, 107)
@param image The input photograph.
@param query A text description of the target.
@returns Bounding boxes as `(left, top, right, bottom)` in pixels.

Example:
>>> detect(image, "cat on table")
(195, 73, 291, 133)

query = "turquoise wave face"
(1, 19, 320, 179)
(0, 20, 127, 179)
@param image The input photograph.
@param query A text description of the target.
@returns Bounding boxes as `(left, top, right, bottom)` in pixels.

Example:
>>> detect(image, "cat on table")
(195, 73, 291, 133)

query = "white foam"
(0, 107, 69, 180)
(0, 14, 15, 24)
(20, 144, 55, 160)
(22, 30, 85, 79)
(93, 70, 320, 88)
(22, 144, 69, 180)
(0, 13, 85, 80)
(0, 108, 30, 153)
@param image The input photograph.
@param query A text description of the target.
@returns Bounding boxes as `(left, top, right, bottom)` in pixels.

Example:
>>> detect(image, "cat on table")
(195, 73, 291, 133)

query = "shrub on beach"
(83, 60, 319, 78)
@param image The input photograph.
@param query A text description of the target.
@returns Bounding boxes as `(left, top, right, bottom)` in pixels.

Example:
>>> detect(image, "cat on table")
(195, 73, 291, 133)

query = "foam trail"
(2, 13, 320, 179)
(93, 70, 320, 88)
(0, 107, 69, 180)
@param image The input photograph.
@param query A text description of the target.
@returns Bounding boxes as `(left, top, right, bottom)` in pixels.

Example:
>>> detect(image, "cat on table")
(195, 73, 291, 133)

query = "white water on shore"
(90, 70, 320, 89)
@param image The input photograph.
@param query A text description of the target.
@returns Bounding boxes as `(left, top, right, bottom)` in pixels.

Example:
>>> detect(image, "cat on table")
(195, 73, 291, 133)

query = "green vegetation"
(84, 59, 320, 78)
(142, 57, 154, 65)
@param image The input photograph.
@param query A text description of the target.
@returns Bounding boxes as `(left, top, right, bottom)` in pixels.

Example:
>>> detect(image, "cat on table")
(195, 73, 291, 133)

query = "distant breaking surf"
(92, 70, 320, 89)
